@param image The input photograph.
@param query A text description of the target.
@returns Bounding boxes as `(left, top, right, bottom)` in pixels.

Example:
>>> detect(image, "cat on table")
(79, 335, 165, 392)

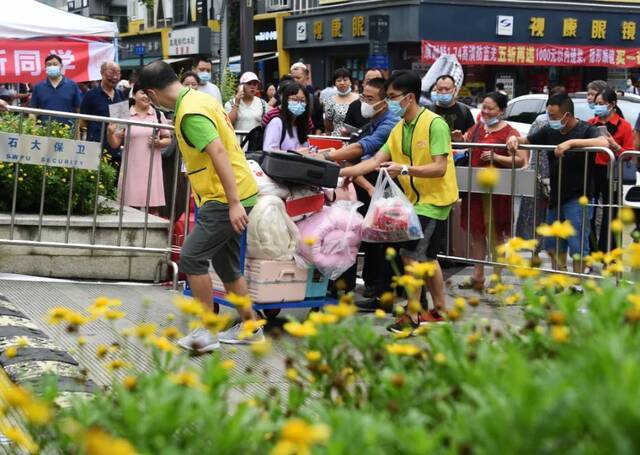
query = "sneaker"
(419, 309, 445, 324)
(356, 297, 382, 313)
(219, 322, 265, 345)
(362, 286, 377, 299)
(386, 314, 420, 334)
(177, 328, 220, 352)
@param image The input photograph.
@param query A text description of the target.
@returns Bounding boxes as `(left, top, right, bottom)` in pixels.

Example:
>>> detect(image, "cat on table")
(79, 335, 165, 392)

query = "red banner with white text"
(422, 40, 640, 68)
(0, 38, 115, 84)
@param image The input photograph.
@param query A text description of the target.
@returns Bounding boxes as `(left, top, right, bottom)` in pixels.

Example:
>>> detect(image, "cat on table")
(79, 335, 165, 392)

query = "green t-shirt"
(381, 109, 453, 220)
(175, 88, 257, 208)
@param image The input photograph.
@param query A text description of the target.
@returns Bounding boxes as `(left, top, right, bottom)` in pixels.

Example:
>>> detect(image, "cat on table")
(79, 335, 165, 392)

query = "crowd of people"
(1, 53, 640, 344)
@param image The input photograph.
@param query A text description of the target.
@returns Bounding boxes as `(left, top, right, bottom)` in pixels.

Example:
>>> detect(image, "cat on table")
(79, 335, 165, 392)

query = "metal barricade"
(0, 105, 181, 289)
(441, 142, 616, 278)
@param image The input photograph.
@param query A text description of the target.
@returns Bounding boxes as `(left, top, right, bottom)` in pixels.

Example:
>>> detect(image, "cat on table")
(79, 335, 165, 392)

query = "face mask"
(360, 100, 382, 119)
(337, 87, 352, 97)
(387, 95, 407, 117)
(483, 115, 500, 127)
(548, 115, 566, 131)
(288, 101, 306, 117)
(46, 66, 61, 78)
(588, 102, 595, 111)
(593, 105, 610, 118)
(434, 93, 454, 106)
(198, 72, 211, 83)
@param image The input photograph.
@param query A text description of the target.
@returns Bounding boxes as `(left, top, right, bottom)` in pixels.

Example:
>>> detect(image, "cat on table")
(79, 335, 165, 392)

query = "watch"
(400, 165, 409, 176)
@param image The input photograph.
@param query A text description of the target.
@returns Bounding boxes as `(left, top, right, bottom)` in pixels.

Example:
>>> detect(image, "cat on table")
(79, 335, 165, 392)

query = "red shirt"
(588, 112, 634, 166)
(468, 122, 520, 167)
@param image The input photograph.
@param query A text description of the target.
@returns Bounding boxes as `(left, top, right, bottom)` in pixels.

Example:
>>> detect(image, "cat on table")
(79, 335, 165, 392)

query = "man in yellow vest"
(340, 70, 459, 334)
(138, 61, 262, 351)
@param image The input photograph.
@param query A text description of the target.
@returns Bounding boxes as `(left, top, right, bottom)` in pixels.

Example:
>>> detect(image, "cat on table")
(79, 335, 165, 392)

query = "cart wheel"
(308, 307, 321, 313)
(262, 309, 281, 320)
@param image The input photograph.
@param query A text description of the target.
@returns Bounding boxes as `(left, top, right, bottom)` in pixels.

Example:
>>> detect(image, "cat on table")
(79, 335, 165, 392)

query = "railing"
(0, 105, 181, 289)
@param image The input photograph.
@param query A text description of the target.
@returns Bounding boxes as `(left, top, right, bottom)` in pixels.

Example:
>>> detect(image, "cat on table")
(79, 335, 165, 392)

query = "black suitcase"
(261, 150, 340, 188)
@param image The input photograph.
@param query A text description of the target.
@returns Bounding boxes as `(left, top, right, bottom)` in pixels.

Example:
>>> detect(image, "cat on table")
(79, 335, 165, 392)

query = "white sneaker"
(219, 322, 265, 345)
(177, 328, 220, 352)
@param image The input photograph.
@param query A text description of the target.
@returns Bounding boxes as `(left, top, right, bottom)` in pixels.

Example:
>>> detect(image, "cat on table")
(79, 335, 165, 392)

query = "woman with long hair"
(458, 92, 527, 291)
(262, 82, 310, 151)
(588, 88, 634, 252)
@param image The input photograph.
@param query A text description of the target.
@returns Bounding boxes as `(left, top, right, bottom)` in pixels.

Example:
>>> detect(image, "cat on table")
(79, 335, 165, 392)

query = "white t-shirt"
(198, 82, 223, 104)
(224, 96, 267, 132)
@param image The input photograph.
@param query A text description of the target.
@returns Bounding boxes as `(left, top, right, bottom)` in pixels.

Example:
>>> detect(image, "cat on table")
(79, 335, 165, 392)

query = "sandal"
(457, 277, 485, 292)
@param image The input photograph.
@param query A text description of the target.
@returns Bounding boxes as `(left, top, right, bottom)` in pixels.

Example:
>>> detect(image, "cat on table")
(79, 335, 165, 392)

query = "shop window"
(268, 0, 291, 11)
(504, 98, 545, 124)
(173, 0, 185, 25)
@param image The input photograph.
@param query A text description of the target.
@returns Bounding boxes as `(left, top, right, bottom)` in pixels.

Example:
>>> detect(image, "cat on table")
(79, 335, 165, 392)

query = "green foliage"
(0, 113, 117, 215)
(220, 67, 239, 104)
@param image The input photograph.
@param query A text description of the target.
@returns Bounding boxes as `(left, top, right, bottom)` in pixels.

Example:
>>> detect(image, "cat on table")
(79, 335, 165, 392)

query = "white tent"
(0, 0, 118, 39)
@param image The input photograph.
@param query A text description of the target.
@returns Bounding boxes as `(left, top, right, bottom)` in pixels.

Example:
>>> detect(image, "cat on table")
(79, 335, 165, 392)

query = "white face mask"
(360, 99, 383, 119)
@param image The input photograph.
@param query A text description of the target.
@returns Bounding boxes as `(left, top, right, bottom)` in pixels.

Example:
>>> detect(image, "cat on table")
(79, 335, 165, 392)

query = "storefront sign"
(352, 16, 366, 38)
(120, 33, 163, 60)
(314, 20, 323, 40)
(495, 74, 515, 98)
(0, 38, 115, 84)
(422, 40, 640, 68)
(331, 18, 343, 39)
(296, 22, 307, 41)
(496, 16, 514, 37)
(0, 132, 101, 170)
(168, 27, 210, 56)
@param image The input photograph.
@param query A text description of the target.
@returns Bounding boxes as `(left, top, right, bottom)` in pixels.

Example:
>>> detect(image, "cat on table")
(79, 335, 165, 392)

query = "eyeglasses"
(359, 94, 379, 104)
(385, 93, 406, 102)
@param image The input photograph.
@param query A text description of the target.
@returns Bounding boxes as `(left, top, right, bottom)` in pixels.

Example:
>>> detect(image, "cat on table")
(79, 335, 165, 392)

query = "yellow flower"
(166, 312, 176, 322)
(286, 368, 299, 380)
(447, 308, 461, 321)
(22, 400, 53, 425)
(325, 302, 356, 319)
(476, 166, 499, 189)
(170, 371, 207, 391)
(405, 261, 438, 278)
(77, 336, 87, 347)
(226, 293, 253, 311)
(161, 327, 182, 339)
(84, 427, 138, 455)
(305, 350, 322, 362)
(620, 207, 635, 224)
(611, 218, 624, 233)
(513, 266, 540, 279)
(107, 359, 130, 372)
(251, 339, 272, 357)
(379, 292, 395, 308)
(551, 325, 570, 343)
(434, 352, 447, 364)
(374, 309, 387, 319)
(122, 376, 137, 391)
(468, 297, 480, 307)
(239, 319, 267, 339)
(173, 296, 205, 316)
(548, 311, 566, 325)
(272, 419, 330, 455)
(303, 236, 318, 246)
(578, 195, 589, 206)
(221, 359, 236, 371)
(5, 346, 17, 359)
(504, 293, 522, 306)
(538, 274, 578, 289)
(96, 344, 109, 359)
(0, 424, 38, 454)
(629, 244, 640, 270)
(15, 336, 29, 348)
(47, 306, 70, 325)
(497, 237, 538, 255)
(408, 299, 422, 313)
(283, 321, 318, 337)
(150, 336, 178, 354)
(392, 274, 424, 293)
(104, 309, 126, 321)
(385, 247, 397, 260)
(201, 311, 230, 333)
(454, 297, 466, 311)
(536, 220, 576, 239)
(133, 323, 157, 339)
(385, 343, 420, 356)
(466, 331, 481, 346)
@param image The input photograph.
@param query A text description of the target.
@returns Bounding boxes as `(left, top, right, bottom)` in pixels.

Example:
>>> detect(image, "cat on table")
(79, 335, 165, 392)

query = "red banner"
(0, 38, 115, 84)
(422, 40, 640, 68)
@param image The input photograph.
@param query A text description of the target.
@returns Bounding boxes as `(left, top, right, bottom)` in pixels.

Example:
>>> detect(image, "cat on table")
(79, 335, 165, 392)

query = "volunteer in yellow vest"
(340, 70, 459, 334)
(137, 61, 261, 351)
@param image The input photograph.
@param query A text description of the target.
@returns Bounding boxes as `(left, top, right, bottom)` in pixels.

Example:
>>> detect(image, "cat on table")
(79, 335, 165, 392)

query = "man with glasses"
(80, 61, 126, 168)
(428, 75, 475, 140)
(340, 70, 459, 332)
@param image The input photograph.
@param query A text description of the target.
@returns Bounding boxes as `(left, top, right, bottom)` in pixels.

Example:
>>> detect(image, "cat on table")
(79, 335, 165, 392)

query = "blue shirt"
(80, 85, 125, 157)
(30, 77, 82, 126)
(358, 109, 400, 159)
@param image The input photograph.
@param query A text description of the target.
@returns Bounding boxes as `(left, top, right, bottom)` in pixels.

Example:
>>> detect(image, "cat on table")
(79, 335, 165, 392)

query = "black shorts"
(398, 215, 447, 262)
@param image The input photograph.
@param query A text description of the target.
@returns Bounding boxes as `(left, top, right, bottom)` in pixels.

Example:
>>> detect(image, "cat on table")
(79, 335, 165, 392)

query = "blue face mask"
(434, 93, 454, 106)
(548, 119, 565, 130)
(197, 72, 211, 83)
(588, 102, 595, 111)
(46, 66, 61, 78)
(483, 115, 500, 127)
(387, 95, 407, 117)
(593, 105, 610, 118)
(288, 101, 306, 117)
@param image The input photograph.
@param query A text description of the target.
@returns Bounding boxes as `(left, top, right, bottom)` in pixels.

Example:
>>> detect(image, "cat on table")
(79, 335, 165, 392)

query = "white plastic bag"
(247, 160, 289, 199)
(247, 195, 299, 260)
(362, 170, 424, 243)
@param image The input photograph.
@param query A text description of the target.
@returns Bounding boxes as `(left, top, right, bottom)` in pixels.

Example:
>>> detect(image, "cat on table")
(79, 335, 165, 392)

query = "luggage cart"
(182, 205, 337, 319)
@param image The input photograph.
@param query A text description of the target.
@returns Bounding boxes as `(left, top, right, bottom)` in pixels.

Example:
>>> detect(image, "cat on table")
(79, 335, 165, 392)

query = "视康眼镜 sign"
(422, 40, 640, 68)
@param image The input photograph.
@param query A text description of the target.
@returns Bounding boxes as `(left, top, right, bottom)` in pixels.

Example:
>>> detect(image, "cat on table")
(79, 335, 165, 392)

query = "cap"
(117, 80, 130, 89)
(239, 72, 260, 85)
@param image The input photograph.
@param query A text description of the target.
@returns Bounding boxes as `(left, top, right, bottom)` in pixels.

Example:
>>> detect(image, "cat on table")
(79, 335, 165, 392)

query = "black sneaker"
(362, 286, 377, 299)
(386, 314, 420, 334)
(356, 297, 382, 313)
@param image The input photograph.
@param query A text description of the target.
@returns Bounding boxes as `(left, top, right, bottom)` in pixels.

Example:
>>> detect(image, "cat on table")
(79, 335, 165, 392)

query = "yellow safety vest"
(174, 89, 258, 207)
(386, 109, 459, 207)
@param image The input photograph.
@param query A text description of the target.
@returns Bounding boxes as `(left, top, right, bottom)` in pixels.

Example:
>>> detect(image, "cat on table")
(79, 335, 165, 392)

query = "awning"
(119, 57, 161, 70)
(163, 57, 192, 65)
(211, 52, 276, 65)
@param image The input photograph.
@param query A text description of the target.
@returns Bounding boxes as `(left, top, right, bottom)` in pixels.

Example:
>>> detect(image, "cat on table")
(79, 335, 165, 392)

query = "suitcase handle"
(285, 150, 304, 157)
(278, 270, 297, 280)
